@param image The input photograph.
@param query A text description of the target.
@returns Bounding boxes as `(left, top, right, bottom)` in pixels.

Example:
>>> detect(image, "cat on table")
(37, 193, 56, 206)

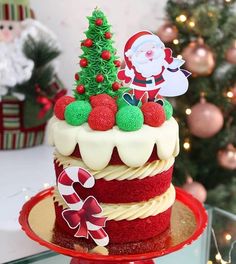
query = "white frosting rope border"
(53, 184, 176, 221)
(54, 151, 175, 181)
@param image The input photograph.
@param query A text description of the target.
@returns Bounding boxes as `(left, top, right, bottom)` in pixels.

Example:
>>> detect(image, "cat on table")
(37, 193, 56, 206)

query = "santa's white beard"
(132, 50, 165, 78)
(0, 39, 34, 88)
(0, 19, 59, 89)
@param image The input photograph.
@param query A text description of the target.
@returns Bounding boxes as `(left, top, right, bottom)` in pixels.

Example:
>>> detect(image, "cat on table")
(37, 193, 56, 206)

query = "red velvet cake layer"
(71, 145, 160, 165)
(54, 161, 173, 203)
(54, 202, 172, 244)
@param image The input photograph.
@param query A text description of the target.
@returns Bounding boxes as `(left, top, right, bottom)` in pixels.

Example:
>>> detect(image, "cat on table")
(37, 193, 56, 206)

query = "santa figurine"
(0, 0, 60, 97)
(118, 31, 190, 106)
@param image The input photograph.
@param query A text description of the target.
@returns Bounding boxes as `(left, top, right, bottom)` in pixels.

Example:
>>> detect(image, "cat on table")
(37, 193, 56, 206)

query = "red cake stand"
(19, 187, 207, 264)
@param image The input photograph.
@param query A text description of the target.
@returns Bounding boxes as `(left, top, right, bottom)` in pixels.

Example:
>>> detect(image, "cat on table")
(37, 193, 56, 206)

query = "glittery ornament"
(101, 50, 111, 60)
(116, 106, 144, 132)
(157, 22, 178, 43)
(225, 41, 236, 64)
(83, 38, 93, 47)
(96, 74, 104, 83)
(182, 177, 207, 203)
(182, 38, 215, 76)
(88, 106, 115, 131)
(54, 96, 75, 120)
(141, 102, 165, 127)
(218, 144, 236, 170)
(65, 101, 92, 126)
(187, 96, 223, 138)
(90, 94, 117, 113)
(80, 58, 88, 67)
(95, 18, 103, 26)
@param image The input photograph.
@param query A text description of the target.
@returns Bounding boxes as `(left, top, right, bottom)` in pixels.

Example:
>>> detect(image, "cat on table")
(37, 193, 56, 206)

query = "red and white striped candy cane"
(57, 167, 109, 246)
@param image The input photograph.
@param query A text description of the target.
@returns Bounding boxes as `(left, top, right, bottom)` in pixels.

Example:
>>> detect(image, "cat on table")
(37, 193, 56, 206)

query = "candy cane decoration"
(57, 167, 109, 246)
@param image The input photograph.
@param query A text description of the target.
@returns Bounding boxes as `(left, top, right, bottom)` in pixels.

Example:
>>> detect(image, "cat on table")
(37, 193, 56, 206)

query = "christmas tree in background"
(157, 0, 236, 212)
(74, 9, 122, 100)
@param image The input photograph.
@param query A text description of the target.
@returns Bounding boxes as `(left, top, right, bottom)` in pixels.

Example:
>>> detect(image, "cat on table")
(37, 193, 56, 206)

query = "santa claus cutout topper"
(118, 31, 191, 105)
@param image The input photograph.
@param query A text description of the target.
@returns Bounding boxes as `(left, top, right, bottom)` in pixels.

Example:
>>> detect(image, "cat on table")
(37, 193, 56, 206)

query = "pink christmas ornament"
(182, 38, 215, 77)
(225, 41, 236, 64)
(182, 177, 207, 203)
(157, 22, 178, 43)
(217, 144, 236, 170)
(187, 96, 224, 138)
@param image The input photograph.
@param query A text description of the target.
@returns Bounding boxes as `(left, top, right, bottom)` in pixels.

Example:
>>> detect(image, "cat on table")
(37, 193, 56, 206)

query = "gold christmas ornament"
(182, 177, 207, 203)
(157, 22, 178, 43)
(182, 38, 215, 77)
(217, 144, 236, 170)
(225, 41, 236, 64)
(187, 96, 224, 138)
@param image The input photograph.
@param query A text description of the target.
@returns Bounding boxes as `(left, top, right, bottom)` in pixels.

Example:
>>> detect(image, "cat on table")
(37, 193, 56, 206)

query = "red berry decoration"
(141, 102, 166, 127)
(54, 96, 75, 120)
(76, 85, 85, 94)
(80, 58, 88, 67)
(83, 38, 93, 47)
(101, 50, 111, 60)
(88, 106, 115, 131)
(112, 82, 121, 91)
(104, 32, 112, 39)
(75, 73, 80, 81)
(96, 74, 104, 83)
(114, 60, 121, 68)
(90, 94, 117, 113)
(95, 18, 103, 26)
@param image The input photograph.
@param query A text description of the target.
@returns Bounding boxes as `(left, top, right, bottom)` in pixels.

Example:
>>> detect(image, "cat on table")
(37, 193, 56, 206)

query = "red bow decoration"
(62, 196, 107, 238)
(35, 84, 67, 119)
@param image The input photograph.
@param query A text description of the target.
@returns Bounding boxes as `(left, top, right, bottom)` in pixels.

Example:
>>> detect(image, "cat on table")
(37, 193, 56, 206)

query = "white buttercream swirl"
(54, 151, 175, 181)
(48, 117, 179, 171)
(53, 185, 175, 221)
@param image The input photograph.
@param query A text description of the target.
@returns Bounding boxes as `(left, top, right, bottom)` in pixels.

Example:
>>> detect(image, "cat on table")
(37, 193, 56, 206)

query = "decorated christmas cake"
(49, 9, 190, 246)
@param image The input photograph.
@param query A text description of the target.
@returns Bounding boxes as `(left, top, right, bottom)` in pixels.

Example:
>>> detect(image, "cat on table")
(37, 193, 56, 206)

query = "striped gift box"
(0, 95, 46, 150)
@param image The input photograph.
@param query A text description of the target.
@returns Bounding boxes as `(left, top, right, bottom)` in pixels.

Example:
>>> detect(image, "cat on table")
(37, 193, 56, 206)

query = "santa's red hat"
(124, 31, 164, 69)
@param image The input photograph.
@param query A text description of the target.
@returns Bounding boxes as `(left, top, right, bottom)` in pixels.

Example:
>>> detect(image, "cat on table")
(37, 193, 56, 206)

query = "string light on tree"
(183, 139, 191, 150)
(225, 234, 232, 241)
(173, 39, 179, 45)
(176, 14, 187, 23)
(177, 54, 183, 59)
(185, 108, 192, 115)
(188, 20, 195, 28)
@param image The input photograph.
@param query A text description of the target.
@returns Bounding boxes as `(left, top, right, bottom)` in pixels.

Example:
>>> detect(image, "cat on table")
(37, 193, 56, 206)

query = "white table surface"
(0, 144, 55, 263)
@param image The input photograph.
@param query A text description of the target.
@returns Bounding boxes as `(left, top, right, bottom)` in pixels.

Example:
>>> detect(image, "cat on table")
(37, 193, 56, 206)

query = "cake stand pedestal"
(70, 260, 154, 264)
(19, 187, 207, 263)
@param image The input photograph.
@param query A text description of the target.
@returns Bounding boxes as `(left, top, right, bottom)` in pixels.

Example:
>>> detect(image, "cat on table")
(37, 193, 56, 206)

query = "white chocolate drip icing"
(48, 117, 179, 171)
(54, 151, 175, 181)
(53, 184, 175, 221)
